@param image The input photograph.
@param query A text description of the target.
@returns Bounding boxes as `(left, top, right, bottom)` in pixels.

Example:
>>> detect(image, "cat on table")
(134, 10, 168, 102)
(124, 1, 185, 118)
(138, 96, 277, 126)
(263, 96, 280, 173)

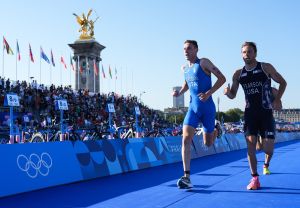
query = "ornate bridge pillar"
(69, 40, 105, 92)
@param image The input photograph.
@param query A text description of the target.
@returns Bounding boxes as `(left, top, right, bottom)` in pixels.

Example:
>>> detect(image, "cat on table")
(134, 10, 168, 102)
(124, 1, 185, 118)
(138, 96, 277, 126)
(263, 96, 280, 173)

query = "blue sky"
(1, 0, 299, 111)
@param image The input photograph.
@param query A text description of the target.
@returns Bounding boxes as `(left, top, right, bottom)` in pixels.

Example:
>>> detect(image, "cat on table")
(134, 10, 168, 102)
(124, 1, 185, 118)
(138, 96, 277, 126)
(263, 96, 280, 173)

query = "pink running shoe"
(247, 176, 261, 190)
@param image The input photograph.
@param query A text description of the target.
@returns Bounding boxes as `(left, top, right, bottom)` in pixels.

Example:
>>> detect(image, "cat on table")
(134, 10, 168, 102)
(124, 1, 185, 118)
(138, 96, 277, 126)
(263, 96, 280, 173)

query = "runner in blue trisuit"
(173, 40, 226, 189)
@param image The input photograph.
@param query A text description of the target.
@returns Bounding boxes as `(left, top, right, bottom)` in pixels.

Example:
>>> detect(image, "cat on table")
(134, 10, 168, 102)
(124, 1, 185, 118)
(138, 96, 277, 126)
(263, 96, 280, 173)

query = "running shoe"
(177, 176, 193, 189)
(247, 176, 261, 190)
(263, 166, 271, 175)
(215, 122, 223, 138)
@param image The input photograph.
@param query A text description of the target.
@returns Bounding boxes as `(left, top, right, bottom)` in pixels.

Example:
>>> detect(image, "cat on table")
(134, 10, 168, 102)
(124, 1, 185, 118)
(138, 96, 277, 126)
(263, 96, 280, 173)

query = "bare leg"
(246, 135, 258, 175)
(182, 125, 195, 177)
(203, 128, 218, 147)
(262, 138, 275, 165)
(256, 136, 263, 151)
(9, 135, 14, 144)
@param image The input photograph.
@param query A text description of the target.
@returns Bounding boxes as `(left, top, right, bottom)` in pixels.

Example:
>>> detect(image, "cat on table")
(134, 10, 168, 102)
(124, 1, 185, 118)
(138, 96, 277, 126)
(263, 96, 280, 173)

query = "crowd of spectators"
(0, 76, 170, 132)
(276, 124, 300, 132)
(223, 122, 300, 134)
(1, 76, 298, 135)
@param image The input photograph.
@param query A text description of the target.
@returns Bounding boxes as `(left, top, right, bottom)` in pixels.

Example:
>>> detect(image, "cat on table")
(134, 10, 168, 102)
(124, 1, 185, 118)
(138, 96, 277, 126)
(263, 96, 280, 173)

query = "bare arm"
(262, 63, 287, 110)
(199, 58, 226, 101)
(263, 63, 287, 100)
(224, 69, 241, 99)
(173, 81, 189, 97)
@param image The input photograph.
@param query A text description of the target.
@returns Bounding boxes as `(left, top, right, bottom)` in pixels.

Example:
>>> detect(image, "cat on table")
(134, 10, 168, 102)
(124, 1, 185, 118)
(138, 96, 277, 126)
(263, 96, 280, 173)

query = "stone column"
(69, 39, 105, 92)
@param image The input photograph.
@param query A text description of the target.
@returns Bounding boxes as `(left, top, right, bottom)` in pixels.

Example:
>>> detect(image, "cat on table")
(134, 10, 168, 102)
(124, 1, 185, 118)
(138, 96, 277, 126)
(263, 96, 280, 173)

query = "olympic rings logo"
(17, 152, 53, 178)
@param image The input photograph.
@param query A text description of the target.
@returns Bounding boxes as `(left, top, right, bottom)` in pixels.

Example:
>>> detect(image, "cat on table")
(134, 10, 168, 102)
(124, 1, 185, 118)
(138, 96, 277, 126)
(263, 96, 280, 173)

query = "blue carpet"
(0, 140, 299, 208)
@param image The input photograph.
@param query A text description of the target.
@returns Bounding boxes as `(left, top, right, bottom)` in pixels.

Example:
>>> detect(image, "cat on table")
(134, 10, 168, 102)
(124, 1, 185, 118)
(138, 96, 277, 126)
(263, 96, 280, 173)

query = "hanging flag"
(101, 64, 106, 78)
(40, 47, 50, 64)
(70, 55, 75, 71)
(50, 50, 55, 67)
(86, 58, 90, 74)
(115, 67, 117, 80)
(16, 40, 21, 61)
(93, 59, 98, 76)
(61, 56, 67, 69)
(3, 37, 14, 55)
(29, 44, 34, 62)
(80, 65, 83, 74)
(109, 65, 112, 79)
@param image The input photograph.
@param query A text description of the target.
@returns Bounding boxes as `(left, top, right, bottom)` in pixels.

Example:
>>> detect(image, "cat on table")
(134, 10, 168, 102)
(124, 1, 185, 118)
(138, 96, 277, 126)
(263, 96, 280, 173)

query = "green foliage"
(163, 108, 244, 125)
(166, 114, 184, 124)
(224, 108, 244, 122)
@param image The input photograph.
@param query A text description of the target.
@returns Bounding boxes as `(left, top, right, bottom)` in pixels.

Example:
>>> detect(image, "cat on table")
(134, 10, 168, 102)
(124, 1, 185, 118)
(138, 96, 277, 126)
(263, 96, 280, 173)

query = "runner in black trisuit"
(224, 42, 287, 190)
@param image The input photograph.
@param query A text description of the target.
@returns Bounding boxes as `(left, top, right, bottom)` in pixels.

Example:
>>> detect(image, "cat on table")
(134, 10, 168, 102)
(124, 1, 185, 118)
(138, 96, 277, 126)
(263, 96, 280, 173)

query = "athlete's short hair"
(242, 42, 257, 53)
(184, 40, 198, 49)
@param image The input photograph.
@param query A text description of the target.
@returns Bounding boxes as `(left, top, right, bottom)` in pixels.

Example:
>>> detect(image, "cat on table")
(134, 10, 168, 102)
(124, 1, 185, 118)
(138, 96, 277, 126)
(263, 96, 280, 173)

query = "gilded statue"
(73, 9, 99, 40)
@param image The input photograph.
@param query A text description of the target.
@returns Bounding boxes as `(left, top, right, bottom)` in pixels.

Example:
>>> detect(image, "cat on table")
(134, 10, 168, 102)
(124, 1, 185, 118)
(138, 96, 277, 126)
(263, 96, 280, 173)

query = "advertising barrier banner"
(1, 132, 300, 197)
(0, 142, 82, 197)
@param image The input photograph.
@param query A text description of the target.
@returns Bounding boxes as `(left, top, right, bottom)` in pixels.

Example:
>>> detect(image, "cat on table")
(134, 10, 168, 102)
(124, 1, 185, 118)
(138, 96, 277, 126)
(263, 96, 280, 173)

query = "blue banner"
(214, 136, 231, 153)
(192, 135, 216, 157)
(0, 142, 82, 197)
(224, 133, 245, 151)
(1, 132, 299, 197)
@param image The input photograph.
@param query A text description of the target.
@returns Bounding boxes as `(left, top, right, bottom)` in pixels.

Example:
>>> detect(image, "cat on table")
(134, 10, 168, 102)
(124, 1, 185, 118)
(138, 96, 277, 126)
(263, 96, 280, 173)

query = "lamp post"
(29, 76, 34, 86)
(29, 76, 38, 123)
(139, 91, 146, 103)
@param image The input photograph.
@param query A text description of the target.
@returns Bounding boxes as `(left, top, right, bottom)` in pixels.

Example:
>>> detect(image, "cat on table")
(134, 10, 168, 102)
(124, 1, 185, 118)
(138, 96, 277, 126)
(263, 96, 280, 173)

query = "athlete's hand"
(198, 92, 210, 102)
(224, 83, 231, 96)
(172, 90, 179, 97)
(271, 88, 282, 111)
(272, 98, 282, 111)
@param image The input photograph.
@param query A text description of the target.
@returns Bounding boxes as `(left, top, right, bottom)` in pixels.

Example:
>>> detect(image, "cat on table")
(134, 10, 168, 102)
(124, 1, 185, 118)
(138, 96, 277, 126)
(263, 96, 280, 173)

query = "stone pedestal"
(69, 39, 105, 92)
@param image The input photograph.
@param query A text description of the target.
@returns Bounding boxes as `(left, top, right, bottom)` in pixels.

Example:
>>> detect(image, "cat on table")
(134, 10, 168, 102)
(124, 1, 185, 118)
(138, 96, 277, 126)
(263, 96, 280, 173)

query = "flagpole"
(131, 70, 133, 96)
(121, 67, 123, 95)
(28, 44, 30, 83)
(109, 66, 111, 93)
(108, 73, 110, 93)
(49, 63, 52, 86)
(101, 64, 103, 94)
(126, 67, 128, 95)
(15, 40, 17, 81)
(98, 62, 102, 94)
(28, 51, 30, 83)
(102, 64, 105, 94)
(70, 67, 71, 87)
(16, 51, 17, 81)
(60, 54, 62, 86)
(86, 57, 88, 90)
(39, 48, 41, 84)
(2, 41, 4, 77)
(93, 59, 96, 93)
(50, 49, 54, 86)
(77, 56, 80, 91)
(69, 56, 71, 87)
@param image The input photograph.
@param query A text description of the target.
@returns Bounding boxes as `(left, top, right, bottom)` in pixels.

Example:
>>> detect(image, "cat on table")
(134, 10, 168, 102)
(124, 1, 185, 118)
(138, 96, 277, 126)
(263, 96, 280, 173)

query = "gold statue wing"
(73, 13, 84, 25)
(87, 9, 93, 19)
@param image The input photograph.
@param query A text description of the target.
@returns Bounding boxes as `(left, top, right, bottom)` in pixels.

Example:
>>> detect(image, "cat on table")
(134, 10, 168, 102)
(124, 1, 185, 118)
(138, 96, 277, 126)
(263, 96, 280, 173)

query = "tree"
(225, 108, 243, 122)
(166, 114, 184, 124)
(216, 111, 227, 123)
